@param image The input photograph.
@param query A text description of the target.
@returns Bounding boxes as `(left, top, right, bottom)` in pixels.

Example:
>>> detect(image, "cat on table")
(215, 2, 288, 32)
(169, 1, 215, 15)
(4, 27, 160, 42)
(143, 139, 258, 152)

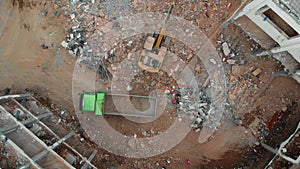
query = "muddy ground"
(0, 0, 299, 169)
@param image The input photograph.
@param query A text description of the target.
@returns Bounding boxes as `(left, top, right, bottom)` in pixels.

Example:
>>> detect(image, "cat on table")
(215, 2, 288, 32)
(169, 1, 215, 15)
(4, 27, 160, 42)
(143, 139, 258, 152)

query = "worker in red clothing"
(171, 90, 180, 105)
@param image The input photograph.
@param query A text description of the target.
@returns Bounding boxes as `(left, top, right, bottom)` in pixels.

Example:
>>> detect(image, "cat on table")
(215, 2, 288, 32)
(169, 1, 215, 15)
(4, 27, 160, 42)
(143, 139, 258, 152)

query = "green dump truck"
(80, 91, 106, 116)
(80, 91, 157, 117)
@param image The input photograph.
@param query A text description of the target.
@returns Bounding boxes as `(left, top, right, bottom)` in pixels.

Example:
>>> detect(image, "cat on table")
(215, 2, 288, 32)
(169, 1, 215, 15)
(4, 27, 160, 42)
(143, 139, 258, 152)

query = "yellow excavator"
(137, 4, 174, 73)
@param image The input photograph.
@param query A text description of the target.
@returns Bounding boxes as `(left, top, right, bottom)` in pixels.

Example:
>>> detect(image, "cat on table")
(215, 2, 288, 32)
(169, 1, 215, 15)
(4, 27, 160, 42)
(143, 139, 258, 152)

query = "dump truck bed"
(80, 93, 157, 118)
(103, 94, 157, 117)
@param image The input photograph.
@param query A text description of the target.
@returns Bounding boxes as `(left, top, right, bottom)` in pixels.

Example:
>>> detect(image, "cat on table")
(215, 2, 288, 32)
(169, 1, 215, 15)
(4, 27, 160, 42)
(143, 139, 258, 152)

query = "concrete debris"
(69, 0, 79, 6)
(233, 117, 243, 125)
(103, 0, 131, 20)
(281, 106, 287, 112)
(54, 11, 61, 17)
(221, 42, 231, 56)
(259, 73, 269, 83)
(40, 44, 49, 49)
(209, 58, 217, 65)
(276, 0, 300, 24)
(1, 87, 11, 95)
(61, 41, 68, 48)
(13, 108, 26, 121)
(174, 88, 211, 130)
(41, 9, 48, 16)
(126, 85, 133, 91)
(281, 148, 287, 153)
(60, 0, 103, 58)
(226, 59, 236, 65)
(252, 68, 262, 76)
(291, 70, 300, 83)
(0, 134, 7, 143)
(231, 65, 250, 76)
(65, 152, 76, 164)
(296, 69, 300, 76)
(62, 25, 86, 57)
(58, 0, 115, 82)
(29, 123, 45, 137)
(141, 130, 147, 137)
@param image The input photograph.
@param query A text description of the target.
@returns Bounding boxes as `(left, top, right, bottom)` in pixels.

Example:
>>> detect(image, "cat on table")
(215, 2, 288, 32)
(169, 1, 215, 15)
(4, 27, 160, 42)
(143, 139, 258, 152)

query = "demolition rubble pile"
(175, 88, 213, 131)
(58, 0, 113, 80)
(59, 0, 100, 58)
(59, 0, 131, 58)
(61, 25, 87, 57)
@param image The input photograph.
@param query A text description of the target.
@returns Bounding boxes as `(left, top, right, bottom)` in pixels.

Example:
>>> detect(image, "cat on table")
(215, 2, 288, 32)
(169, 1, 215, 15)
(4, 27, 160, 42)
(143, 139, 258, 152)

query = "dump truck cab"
(138, 37, 167, 73)
(80, 91, 106, 116)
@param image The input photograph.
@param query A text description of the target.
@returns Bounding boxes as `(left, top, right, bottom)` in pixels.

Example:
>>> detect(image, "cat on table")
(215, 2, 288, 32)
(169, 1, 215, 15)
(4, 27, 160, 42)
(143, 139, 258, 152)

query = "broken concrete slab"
(259, 73, 269, 83)
(226, 59, 236, 65)
(221, 42, 231, 56)
(209, 58, 217, 64)
(231, 65, 250, 76)
(230, 75, 239, 83)
(252, 68, 262, 76)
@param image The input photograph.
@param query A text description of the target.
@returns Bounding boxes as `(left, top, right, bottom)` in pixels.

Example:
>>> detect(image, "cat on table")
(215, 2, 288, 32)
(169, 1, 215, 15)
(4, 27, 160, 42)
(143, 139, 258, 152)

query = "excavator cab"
(137, 4, 174, 73)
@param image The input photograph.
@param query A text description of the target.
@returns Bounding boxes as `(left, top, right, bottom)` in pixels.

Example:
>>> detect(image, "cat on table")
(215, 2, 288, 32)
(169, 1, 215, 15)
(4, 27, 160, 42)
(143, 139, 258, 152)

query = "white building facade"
(234, 0, 300, 63)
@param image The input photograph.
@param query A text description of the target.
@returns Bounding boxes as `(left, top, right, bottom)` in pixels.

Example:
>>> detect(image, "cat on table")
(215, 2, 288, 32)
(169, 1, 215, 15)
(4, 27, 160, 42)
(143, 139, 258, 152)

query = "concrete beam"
(234, 0, 270, 19)
(245, 11, 288, 43)
(81, 150, 98, 169)
(50, 132, 74, 149)
(0, 94, 29, 101)
(20, 150, 49, 169)
(0, 106, 75, 169)
(12, 99, 60, 140)
(32, 132, 73, 162)
(234, 0, 300, 63)
(0, 112, 52, 134)
(261, 143, 297, 164)
(267, 0, 300, 34)
(264, 121, 300, 168)
(271, 43, 300, 53)
(255, 5, 270, 15)
(287, 49, 300, 63)
(6, 139, 42, 169)
(10, 97, 97, 169)
(280, 35, 300, 46)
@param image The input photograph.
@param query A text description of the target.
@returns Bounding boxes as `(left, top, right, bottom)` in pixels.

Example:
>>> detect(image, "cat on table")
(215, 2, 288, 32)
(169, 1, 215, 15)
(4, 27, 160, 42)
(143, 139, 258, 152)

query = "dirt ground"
(0, 0, 75, 107)
(0, 0, 299, 169)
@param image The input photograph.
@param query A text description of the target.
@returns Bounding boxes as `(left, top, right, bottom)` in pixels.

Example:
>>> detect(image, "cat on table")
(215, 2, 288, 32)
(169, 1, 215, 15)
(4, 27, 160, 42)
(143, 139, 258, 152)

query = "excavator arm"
(154, 4, 174, 49)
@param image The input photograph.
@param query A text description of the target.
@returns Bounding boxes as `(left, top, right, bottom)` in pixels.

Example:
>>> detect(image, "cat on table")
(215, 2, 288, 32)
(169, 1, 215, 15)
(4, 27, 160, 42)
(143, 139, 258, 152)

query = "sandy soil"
(0, 0, 74, 107)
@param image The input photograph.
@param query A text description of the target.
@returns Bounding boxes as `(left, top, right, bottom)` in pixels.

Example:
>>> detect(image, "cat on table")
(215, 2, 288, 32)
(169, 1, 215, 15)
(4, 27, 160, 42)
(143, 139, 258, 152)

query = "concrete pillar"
(50, 132, 74, 149)
(234, 0, 300, 64)
(271, 43, 300, 53)
(81, 150, 98, 169)
(267, 0, 300, 33)
(0, 94, 29, 101)
(234, 0, 270, 19)
(247, 11, 288, 43)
